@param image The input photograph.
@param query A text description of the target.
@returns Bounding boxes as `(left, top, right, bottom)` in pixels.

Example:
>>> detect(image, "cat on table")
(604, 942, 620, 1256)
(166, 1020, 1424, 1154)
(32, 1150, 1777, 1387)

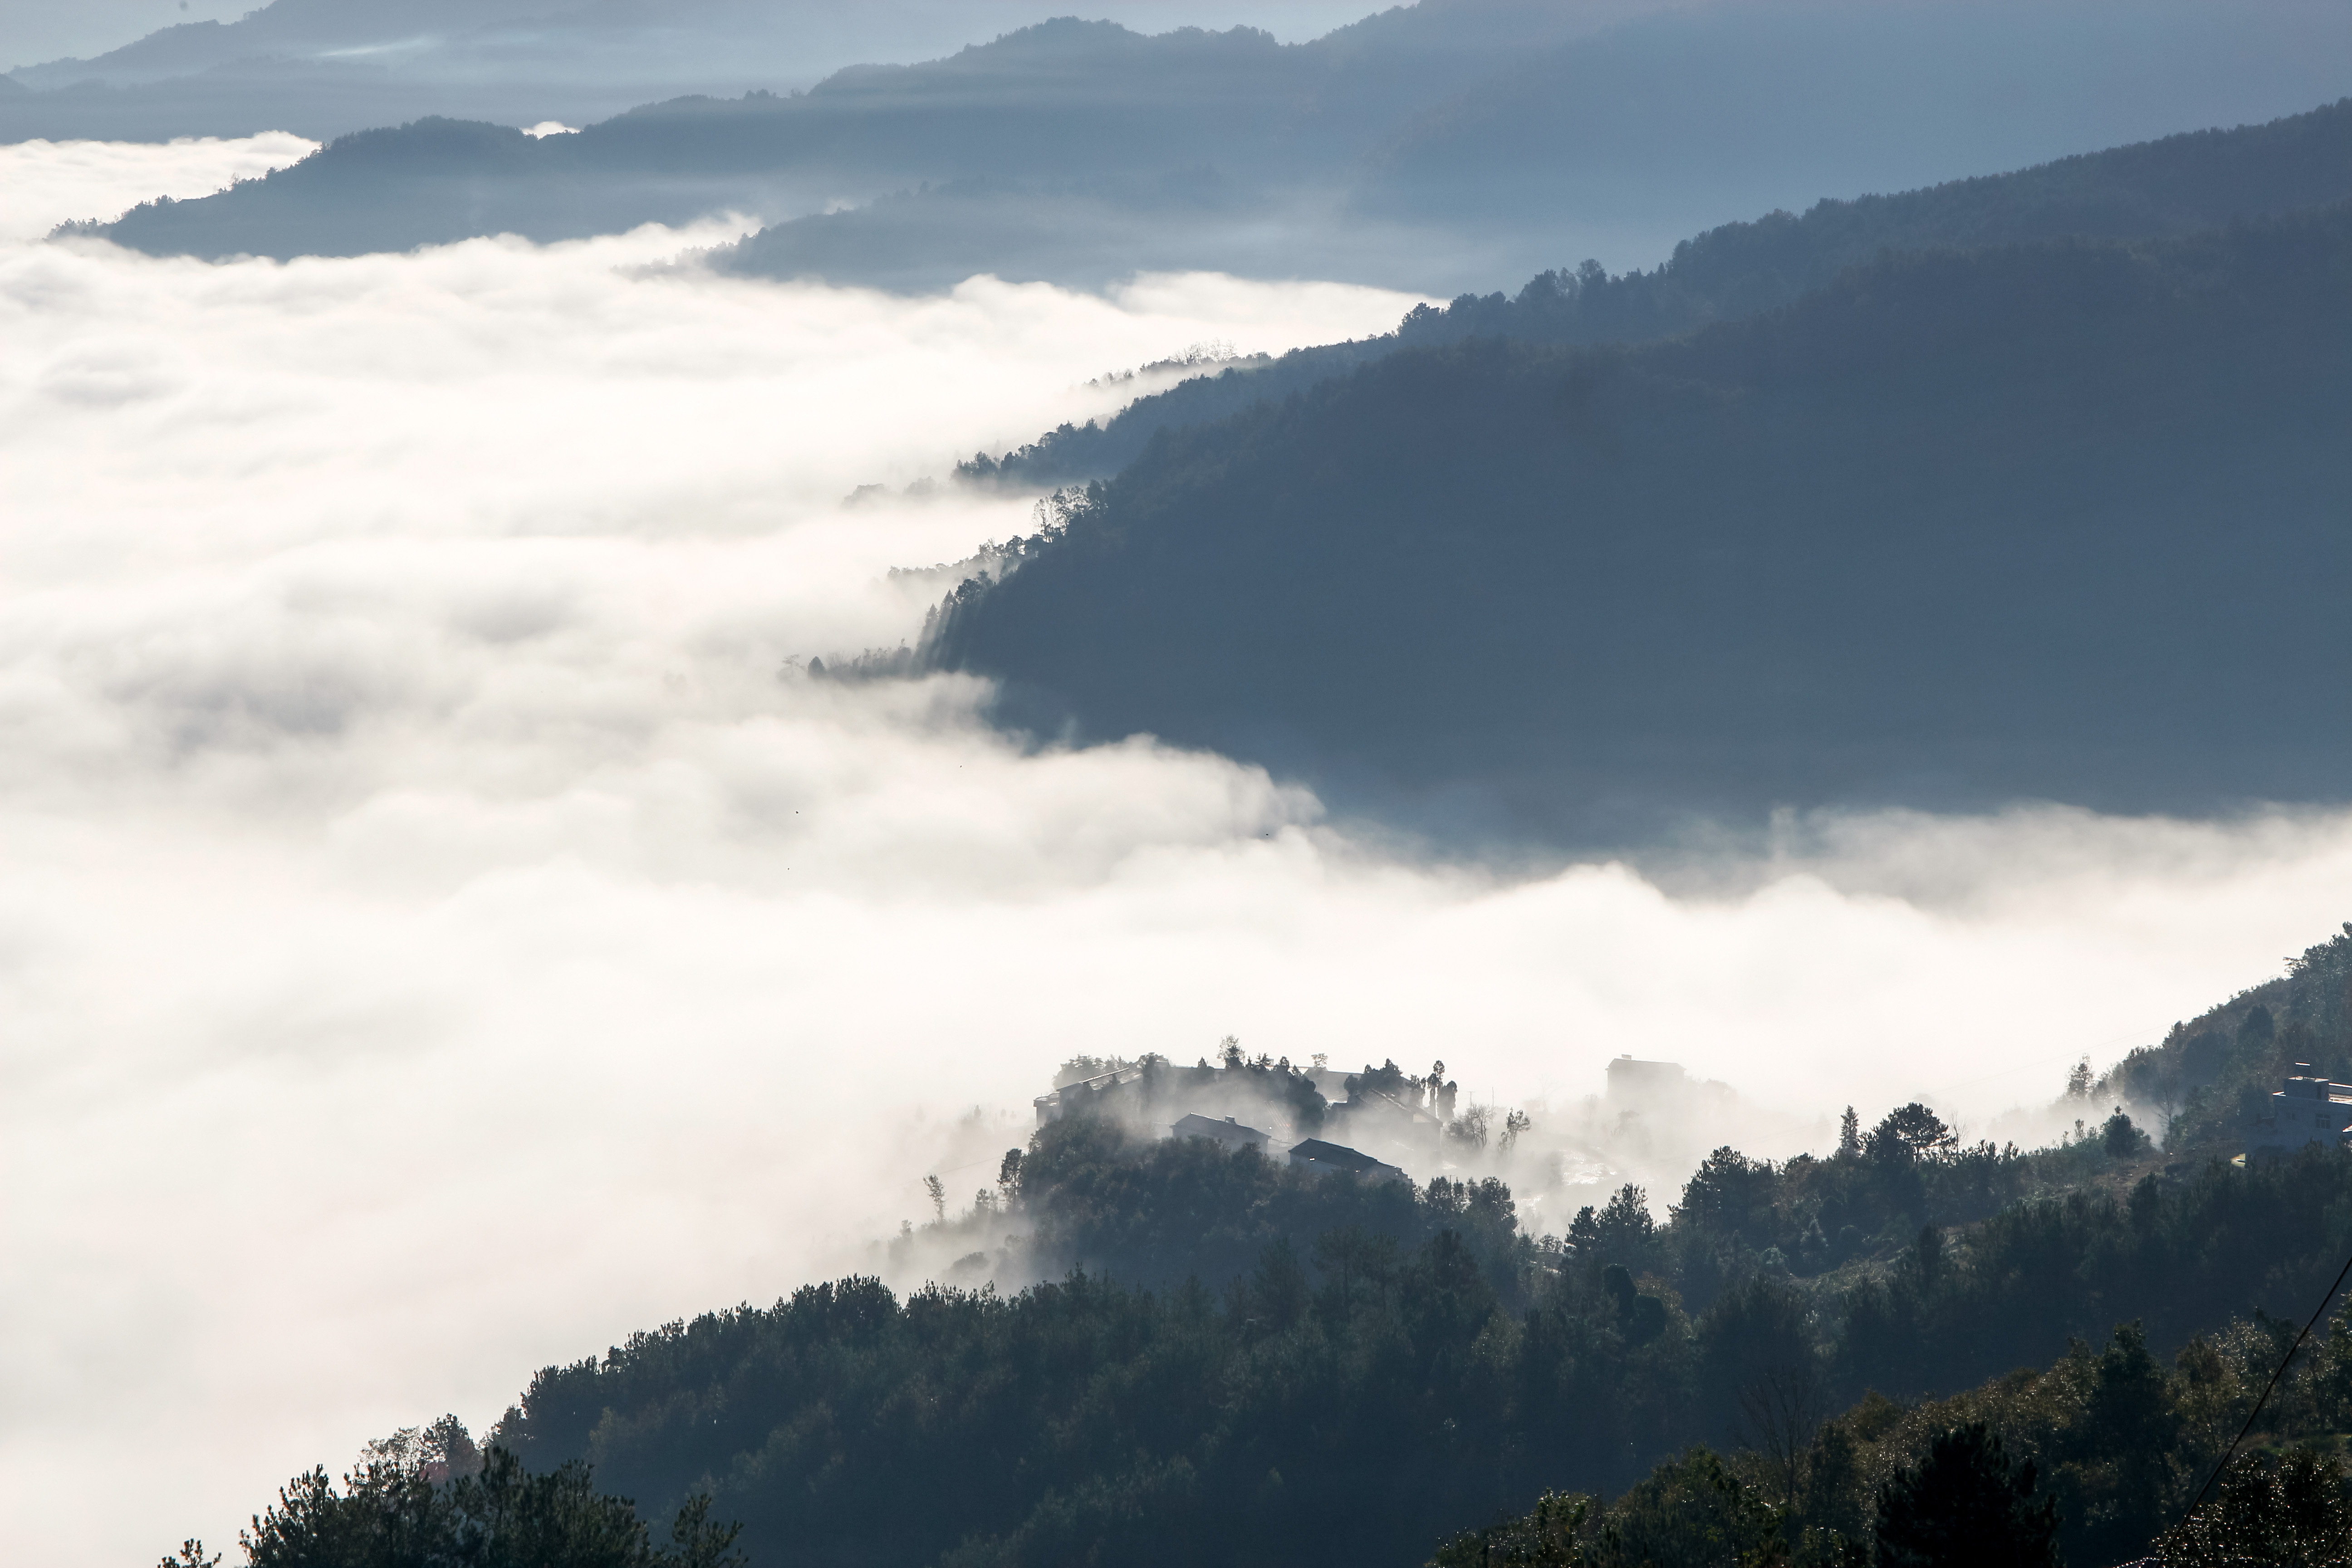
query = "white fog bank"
(3, 144, 2350, 1566)
(0, 132, 318, 241)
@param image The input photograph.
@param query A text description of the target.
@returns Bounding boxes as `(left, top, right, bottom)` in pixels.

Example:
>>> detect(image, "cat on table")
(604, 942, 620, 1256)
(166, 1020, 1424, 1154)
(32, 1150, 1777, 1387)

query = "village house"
(1287, 1138, 1407, 1183)
(1033, 1063, 1145, 1126)
(2248, 1064, 2352, 1158)
(1170, 1113, 1273, 1154)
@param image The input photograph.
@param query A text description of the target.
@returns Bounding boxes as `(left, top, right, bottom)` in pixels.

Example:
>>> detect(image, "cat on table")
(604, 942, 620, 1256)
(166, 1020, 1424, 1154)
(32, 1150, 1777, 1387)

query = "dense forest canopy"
(182, 923, 2352, 1568)
(927, 198, 2352, 843)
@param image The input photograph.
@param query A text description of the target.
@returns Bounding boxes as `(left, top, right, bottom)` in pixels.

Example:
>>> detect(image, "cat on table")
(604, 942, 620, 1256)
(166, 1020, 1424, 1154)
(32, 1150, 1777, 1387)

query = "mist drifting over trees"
(177, 922, 2352, 1567)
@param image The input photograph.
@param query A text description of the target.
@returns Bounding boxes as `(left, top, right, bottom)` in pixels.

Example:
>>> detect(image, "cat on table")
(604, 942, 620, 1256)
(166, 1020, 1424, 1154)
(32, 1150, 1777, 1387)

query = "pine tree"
(2163, 1449, 2352, 1567)
(1873, 1422, 2059, 1568)
(1838, 1106, 1861, 1159)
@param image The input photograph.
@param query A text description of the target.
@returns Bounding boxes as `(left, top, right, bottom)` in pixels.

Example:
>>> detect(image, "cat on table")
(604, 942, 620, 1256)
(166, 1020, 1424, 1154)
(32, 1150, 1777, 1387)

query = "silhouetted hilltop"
(1397, 95, 2352, 351)
(90, 118, 562, 259)
(928, 202, 2352, 843)
(956, 95, 2352, 489)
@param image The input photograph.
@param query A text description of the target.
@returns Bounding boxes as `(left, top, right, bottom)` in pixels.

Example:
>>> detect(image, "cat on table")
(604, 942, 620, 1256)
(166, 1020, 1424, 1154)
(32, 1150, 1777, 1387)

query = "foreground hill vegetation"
(182, 923, 2352, 1567)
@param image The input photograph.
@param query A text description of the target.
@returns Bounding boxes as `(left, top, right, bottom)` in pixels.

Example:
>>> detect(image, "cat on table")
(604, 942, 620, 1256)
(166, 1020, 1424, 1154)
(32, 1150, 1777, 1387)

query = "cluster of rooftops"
(1032, 1054, 2349, 1172)
(1031, 1059, 1421, 1181)
(1165, 1112, 1409, 1183)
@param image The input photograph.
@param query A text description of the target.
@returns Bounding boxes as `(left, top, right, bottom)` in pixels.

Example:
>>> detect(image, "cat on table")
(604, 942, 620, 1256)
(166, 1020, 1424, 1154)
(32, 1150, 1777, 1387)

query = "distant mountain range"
(79, 7, 1600, 283)
(70, 0, 2352, 298)
(0, 0, 1631, 146)
(925, 107, 2352, 842)
(4, 0, 1413, 142)
(4, 0, 693, 140)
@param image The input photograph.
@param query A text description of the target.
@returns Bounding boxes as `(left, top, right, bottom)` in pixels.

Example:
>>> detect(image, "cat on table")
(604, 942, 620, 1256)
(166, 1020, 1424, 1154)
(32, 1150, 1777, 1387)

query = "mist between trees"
(171, 921, 2352, 1567)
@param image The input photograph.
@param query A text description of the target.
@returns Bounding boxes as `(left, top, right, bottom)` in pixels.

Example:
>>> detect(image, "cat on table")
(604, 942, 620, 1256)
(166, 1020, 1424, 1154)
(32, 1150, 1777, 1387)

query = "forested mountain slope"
(486, 1147, 2352, 1568)
(1396, 94, 2352, 350)
(929, 202, 2352, 841)
(959, 95, 2352, 487)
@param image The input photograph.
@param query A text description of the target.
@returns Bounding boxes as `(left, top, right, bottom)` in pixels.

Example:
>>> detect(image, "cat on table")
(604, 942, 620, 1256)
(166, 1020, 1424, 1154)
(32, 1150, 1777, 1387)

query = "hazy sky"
(8, 135, 2352, 1566)
(0, 0, 241, 68)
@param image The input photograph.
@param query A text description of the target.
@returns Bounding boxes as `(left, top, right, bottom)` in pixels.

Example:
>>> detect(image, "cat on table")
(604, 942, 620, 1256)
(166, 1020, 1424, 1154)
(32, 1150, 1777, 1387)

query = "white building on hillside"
(2249, 1065, 2352, 1157)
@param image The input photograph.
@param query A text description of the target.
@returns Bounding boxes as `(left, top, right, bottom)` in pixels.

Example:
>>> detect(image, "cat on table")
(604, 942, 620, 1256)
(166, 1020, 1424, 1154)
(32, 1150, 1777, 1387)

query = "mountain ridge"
(926, 199, 2352, 843)
(68, 3, 2352, 298)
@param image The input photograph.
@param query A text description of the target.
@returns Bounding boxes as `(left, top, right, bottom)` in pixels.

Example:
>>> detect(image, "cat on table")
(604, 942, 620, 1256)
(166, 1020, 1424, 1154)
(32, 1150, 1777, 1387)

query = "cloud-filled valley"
(11, 127, 2352, 1566)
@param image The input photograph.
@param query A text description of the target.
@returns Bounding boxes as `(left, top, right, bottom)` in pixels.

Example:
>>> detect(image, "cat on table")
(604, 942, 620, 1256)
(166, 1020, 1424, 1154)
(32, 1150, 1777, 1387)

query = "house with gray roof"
(1171, 1113, 1272, 1155)
(1287, 1138, 1406, 1183)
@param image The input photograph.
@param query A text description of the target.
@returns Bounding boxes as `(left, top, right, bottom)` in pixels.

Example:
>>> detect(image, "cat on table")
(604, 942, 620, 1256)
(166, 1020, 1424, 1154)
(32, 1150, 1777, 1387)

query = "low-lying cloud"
(0, 132, 318, 241)
(6, 139, 2352, 1565)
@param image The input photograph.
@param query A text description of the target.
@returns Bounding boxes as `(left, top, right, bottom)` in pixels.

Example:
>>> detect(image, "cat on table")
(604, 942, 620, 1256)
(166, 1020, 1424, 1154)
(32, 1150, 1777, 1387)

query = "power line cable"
(2179, 1237, 2352, 1526)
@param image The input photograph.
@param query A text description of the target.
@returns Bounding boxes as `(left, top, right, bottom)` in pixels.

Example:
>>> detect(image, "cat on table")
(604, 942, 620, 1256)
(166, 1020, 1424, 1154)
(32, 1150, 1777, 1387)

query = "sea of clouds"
(9, 136, 2352, 1565)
